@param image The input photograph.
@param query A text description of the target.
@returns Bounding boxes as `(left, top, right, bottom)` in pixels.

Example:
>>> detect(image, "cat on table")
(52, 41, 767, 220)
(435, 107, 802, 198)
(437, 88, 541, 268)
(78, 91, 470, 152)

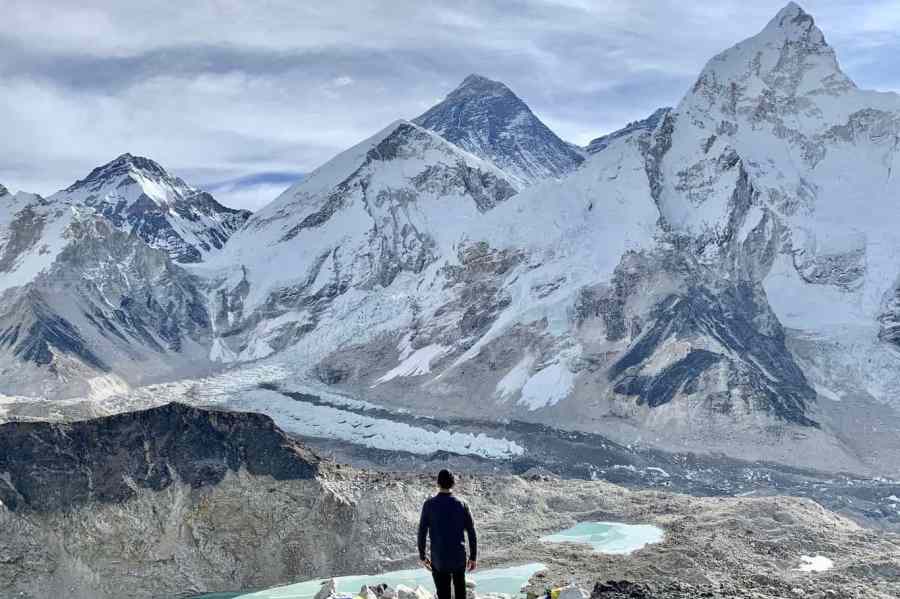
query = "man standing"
(418, 469, 477, 599)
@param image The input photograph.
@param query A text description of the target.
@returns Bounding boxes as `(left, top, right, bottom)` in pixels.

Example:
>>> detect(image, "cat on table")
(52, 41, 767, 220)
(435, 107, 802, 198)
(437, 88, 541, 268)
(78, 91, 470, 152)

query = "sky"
(3, 1, 900, 211)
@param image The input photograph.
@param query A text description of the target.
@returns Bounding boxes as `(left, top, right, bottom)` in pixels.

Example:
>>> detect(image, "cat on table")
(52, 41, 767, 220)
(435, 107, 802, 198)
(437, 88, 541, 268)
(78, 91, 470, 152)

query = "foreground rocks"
(0, 404, 897, 599)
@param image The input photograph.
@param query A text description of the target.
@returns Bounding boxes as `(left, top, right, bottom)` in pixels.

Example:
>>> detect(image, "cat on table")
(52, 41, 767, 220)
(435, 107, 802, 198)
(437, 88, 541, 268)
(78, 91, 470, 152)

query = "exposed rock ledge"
(0, 404, 897, 599)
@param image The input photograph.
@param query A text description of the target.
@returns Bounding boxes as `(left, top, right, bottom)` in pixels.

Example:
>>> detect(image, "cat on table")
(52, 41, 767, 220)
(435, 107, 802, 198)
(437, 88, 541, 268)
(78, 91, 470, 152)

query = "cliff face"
(0, 403, 321, 512)
(0, 405, 349, 599)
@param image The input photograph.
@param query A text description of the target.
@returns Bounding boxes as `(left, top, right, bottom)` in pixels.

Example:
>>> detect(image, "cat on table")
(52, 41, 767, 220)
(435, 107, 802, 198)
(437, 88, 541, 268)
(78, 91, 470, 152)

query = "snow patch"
(519, 360, 576, 411)
(495, 354, 535, 401)
(374, 344, 450, 385)
(795, 555, 834, 572)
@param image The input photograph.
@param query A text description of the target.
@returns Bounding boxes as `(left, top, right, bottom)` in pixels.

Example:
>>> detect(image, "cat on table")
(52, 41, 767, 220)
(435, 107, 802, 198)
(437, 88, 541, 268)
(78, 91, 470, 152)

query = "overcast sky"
(3, 0, 900, 210)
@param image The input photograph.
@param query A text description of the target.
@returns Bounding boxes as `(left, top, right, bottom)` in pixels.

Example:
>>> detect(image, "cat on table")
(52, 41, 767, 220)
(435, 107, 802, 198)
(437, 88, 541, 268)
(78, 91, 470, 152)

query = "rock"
(375, 584, 397, 599)
(315, 579, 337, 599)
(590, 580, 654, 599)
(557, 584, 588, 599)
(396, 584, 433, 599)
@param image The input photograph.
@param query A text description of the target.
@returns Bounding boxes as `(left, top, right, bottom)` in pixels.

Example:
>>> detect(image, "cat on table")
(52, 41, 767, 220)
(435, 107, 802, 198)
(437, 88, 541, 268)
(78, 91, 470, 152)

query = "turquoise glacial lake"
(191, 521, 663, 599)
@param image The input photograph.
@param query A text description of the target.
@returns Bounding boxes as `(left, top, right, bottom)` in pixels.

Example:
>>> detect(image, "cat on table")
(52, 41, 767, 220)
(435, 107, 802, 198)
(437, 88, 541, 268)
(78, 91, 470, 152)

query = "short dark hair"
(437, 469, 455, 489)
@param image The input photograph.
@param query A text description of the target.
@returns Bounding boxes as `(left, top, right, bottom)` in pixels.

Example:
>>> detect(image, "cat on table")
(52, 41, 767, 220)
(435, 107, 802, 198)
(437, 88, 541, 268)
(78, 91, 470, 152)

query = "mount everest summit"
(2, 3, 900, 476)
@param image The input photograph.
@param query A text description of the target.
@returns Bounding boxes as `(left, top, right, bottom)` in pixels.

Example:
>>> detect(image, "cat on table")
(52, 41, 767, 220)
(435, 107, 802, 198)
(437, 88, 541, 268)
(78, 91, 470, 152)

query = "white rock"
(315, 579, 337, 599)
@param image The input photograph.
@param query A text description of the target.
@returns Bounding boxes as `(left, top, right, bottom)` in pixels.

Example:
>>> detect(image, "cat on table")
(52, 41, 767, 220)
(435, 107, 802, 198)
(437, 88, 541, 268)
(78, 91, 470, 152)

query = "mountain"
(585, 107, 671, 154)
(205, 120, 519, 363)
(413, 74, 585, 183)
(54, 153, 251, 263)
(0, 161, 243, 398)
(197, 2, 899, 474)
(3, 4, 900, 476)
(0, 209, 214, 399)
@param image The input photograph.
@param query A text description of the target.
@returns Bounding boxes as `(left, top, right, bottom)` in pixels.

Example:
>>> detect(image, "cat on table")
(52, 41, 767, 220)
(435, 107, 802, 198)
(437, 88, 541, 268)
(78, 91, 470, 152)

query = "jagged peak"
(763, 2, 820, 42)
(685, 2, 854, 110)
(0, 183, 8, 197)
(65, 152, 181, 193)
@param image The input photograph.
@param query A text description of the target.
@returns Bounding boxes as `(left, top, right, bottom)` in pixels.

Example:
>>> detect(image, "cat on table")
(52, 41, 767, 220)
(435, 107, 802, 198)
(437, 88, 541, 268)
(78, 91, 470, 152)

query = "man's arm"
(464, 502, 477, 564)
(417, 500, 430, 562)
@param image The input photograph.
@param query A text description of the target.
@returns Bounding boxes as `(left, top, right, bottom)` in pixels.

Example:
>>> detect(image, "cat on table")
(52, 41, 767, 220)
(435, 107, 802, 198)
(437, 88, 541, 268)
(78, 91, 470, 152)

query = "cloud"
(197, 171, 304, 212)
(2, 0, 899, 209)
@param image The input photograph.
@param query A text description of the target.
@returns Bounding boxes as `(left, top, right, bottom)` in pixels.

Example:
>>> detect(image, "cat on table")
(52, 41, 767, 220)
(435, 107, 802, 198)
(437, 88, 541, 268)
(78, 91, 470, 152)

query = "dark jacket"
(417, 492, 477, 572)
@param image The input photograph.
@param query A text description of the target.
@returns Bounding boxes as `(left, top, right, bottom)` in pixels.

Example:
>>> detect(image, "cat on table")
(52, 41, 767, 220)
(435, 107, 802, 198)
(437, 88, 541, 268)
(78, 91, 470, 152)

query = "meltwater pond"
(539, 521, 663, 554)
(191, 522, 663, 599)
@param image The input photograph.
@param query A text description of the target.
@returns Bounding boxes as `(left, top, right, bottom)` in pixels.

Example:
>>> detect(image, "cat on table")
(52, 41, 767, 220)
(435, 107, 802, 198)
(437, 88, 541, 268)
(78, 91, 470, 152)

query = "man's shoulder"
(445, 494, 469, 509)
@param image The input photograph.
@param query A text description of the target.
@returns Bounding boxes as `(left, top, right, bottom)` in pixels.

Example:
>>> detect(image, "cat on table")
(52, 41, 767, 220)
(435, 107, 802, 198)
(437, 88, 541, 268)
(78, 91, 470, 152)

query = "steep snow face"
(586, 108, 671, 154)
(0, 190, 76, 295)
(53, 154, 251, 263)
(207, 120, 520, 362)
(413, 74, 585, 183)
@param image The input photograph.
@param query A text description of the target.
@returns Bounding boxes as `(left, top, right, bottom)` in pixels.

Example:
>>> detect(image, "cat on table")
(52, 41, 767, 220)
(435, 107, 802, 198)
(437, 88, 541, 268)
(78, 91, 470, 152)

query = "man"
(417, 469, 477, 599)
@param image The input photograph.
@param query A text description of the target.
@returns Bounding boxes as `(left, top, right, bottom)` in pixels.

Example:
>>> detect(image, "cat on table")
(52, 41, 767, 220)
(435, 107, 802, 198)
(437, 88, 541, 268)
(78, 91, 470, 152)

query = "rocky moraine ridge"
(1, 404, 898, 599)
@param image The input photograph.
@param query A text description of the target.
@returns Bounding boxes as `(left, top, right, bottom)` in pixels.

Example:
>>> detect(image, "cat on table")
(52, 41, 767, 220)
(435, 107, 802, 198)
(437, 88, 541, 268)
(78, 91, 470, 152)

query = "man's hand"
(467, 560, 477, 572)
(421, 558, 432, 571)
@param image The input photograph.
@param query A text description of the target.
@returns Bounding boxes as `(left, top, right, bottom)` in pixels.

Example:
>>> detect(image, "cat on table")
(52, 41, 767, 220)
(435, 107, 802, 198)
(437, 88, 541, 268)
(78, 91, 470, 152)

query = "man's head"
(437, 469, 455, 491)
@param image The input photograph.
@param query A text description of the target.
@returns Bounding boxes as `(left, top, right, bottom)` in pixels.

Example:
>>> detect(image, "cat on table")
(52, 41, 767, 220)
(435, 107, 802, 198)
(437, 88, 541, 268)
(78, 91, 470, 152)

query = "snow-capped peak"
(413, 74, 584, 183)
(64, 152, 191, 206)
(764, 2, 824, 42)
(51, 154, 250, 263)
(586, 107, 671, 154)
(687, 1, 853, 115)
(0, 184, 8, 198)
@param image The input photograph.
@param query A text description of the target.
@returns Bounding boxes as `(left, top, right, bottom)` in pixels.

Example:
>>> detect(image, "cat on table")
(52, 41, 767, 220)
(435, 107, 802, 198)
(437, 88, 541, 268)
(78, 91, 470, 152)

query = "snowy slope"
(585, 108, 671, 154)
(0, 187, 79, 295)
(648, 2, 900, 407)
(205, 120, 520, 363)
(414, 74, 585, 183)
(53, 154, 251, 263)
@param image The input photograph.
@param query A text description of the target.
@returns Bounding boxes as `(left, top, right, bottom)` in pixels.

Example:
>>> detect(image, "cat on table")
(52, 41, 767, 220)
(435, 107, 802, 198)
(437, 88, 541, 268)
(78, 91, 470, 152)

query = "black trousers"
(431, 568, 466, 599)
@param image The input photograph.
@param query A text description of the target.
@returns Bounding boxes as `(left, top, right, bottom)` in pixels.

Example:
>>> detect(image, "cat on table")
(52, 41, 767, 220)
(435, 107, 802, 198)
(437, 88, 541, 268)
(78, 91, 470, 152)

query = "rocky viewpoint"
(0, 403, 897, 599)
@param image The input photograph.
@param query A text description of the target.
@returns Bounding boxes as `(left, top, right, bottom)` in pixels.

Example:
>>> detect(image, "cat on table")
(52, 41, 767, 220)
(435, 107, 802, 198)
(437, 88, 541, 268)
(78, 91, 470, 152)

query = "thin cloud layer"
(2, 0, 898, 209)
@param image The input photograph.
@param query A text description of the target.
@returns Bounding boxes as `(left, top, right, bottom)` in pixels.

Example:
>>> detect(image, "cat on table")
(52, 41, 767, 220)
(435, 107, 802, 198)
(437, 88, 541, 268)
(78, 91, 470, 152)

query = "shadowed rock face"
(0, 403, 321, 512)
(414, 74, 584, 183)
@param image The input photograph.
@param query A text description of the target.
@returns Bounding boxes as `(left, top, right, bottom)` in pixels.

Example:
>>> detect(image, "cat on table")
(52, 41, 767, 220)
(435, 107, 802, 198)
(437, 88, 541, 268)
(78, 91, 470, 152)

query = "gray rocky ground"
(0, 404, 897, 599)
